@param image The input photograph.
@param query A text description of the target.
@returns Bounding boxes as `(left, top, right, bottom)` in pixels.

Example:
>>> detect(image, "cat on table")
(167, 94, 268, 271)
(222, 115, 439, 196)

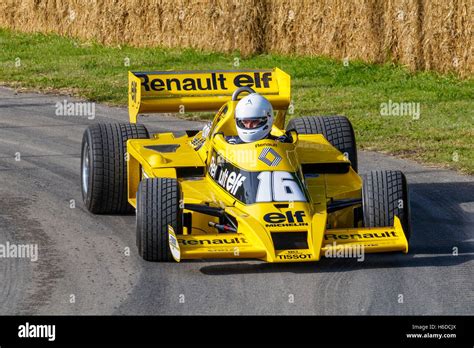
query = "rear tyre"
(81, 123, 149, 214)
(362, 170, 411, 240)
(136, 178, 182, 262)
(286, 115, 358, 172)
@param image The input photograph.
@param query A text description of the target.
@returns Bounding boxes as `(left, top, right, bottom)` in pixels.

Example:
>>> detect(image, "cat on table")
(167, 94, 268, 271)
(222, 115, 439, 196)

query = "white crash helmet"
(235, 93, 274, 143)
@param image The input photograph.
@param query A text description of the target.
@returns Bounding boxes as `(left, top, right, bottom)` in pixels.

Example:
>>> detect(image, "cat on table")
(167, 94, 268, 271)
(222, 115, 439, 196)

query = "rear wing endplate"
(128, 68, 290, 123)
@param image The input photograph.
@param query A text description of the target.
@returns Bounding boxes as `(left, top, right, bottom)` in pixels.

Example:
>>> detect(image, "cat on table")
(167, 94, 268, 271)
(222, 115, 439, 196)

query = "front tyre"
(362, 170, 412, 240)
(136, 178, 182, 262)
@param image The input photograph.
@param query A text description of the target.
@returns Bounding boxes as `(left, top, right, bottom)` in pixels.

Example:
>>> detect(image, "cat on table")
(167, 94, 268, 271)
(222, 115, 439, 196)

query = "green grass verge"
(1, 28, 473, 174)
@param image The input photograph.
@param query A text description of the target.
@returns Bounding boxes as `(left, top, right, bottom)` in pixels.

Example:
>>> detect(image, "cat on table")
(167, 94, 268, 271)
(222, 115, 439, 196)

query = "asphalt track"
(0, 87, 472, 315)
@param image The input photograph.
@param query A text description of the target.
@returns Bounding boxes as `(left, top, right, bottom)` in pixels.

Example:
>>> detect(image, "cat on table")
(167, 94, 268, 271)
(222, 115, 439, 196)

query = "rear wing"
(128, 68, 290, 123)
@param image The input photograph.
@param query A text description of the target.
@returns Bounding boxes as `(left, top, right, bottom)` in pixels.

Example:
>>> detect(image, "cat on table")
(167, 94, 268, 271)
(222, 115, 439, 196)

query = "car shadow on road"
(200, 182, 474, 276)
(199, 251, 473, 275)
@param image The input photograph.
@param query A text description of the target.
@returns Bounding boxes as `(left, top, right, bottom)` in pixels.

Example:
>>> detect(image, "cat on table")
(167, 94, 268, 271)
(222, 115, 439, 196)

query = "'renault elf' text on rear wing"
(128, 68, 291, 123)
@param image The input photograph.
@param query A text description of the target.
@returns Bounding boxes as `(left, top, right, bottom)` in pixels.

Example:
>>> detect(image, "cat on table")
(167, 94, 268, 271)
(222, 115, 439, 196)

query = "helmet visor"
(236, 117, 268, 130)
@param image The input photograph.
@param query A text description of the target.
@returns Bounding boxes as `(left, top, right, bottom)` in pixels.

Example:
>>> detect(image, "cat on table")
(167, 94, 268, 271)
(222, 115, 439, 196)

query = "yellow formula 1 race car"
(80, 68, 411, 263)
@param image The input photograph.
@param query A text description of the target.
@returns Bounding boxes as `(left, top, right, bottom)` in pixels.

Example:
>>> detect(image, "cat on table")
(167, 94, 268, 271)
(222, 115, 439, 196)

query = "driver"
(227, 92, 291, 144)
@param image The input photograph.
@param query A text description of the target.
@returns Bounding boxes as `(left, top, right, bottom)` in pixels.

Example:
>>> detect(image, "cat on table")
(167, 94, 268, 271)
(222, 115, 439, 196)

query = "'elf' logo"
(263, 211, 307, 227)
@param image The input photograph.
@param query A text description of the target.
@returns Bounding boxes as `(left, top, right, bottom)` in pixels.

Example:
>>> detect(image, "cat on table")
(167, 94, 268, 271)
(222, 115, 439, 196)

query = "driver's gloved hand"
(275, 133, 293, 143)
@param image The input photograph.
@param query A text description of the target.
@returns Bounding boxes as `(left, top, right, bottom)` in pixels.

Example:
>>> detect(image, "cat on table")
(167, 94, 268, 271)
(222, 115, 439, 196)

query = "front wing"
(174, 216, 408, 263)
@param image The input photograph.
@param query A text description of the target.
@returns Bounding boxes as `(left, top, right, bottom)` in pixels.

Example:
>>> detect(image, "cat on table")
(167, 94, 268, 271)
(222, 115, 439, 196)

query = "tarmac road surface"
(0, 87, 472, 315)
